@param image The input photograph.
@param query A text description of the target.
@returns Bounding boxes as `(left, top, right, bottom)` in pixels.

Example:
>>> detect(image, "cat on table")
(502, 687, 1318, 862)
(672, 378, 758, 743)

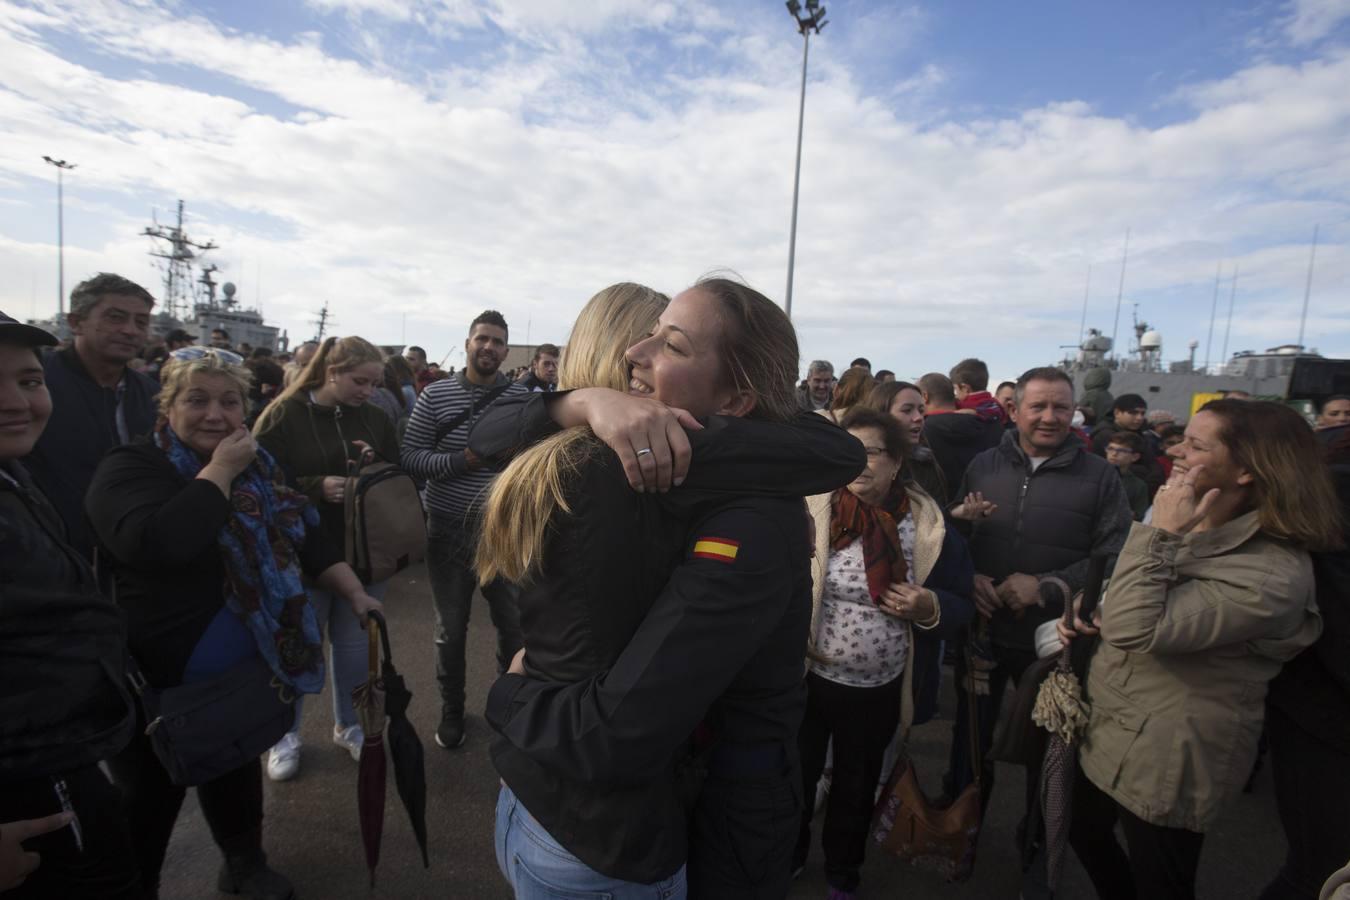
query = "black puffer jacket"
(0, 461, 134, 780)
(959, 430, 1132, 652)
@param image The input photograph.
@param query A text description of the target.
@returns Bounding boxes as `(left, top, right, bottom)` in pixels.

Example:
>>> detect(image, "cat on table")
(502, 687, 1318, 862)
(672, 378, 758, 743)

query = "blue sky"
(1, 0, 1347, 380)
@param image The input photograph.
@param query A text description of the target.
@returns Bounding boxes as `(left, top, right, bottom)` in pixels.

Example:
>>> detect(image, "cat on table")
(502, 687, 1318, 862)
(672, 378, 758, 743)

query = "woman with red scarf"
(794, 407, 975, 899)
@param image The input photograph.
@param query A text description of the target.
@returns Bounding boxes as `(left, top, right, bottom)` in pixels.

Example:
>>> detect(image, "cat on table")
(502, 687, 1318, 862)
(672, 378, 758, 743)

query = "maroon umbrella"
(353, 616, 388, 888)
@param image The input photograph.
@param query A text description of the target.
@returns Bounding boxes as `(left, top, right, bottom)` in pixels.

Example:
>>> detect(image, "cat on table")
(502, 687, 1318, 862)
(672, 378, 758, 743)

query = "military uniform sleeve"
(678, 412, 866, 497)
(485, 503, 799, 786)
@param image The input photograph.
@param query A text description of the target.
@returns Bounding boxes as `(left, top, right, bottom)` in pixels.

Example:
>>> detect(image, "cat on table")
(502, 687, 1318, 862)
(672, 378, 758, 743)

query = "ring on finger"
(635, 447, 653, 458)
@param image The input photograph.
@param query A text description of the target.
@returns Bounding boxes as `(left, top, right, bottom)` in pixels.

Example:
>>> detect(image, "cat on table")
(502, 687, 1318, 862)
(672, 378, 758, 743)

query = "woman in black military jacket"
(472, 279, 865, 899)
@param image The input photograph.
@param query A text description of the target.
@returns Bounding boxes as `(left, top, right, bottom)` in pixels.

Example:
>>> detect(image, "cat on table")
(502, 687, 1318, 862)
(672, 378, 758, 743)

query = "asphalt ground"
(160, 562, 1284, 899)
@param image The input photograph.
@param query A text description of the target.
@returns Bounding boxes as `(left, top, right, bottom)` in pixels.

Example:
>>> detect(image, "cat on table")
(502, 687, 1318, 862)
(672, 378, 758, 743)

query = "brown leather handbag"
(871, 647, 983, 882)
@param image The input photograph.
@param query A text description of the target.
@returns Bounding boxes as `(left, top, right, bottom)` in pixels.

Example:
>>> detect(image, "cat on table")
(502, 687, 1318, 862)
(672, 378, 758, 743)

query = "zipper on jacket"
(1012, 474, 1031, 555)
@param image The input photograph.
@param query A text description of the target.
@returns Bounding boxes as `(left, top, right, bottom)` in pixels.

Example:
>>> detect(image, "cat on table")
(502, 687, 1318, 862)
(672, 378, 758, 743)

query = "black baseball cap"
(0, 310, 58, 347)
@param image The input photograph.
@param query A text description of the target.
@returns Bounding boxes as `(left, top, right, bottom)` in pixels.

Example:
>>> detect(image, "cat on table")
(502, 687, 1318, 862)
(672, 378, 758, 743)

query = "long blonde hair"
(475, 283, 669, 584)
(254, 335, 383, 431)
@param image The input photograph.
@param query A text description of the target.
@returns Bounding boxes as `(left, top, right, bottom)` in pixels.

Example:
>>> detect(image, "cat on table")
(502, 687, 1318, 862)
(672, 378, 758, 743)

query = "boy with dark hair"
(1105, 430, 1150, 521)
(949, 357, 1006, 424)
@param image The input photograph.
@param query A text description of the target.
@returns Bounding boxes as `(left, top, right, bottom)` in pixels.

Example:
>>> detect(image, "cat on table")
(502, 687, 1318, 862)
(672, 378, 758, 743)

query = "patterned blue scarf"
(157, 422, 325, 694)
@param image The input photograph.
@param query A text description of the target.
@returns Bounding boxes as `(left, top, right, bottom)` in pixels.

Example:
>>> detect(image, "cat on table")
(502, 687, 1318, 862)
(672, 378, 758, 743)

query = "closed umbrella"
(368, 610, 430, 868)
(1030, 554, 1107, 892)
(353, 616, 388, 887)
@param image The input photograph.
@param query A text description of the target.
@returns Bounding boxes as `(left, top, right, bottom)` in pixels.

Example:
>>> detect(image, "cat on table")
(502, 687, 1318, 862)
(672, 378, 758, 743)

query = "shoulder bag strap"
(433, 384, 510, 447)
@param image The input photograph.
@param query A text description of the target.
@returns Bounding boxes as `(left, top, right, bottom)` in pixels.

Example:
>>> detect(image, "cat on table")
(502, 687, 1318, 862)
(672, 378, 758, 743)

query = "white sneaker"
(267, 732, 302, 782)
(333, 724, 364, 762)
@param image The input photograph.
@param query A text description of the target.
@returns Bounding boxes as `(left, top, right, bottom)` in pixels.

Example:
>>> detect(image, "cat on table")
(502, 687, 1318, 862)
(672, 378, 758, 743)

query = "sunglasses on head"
(170, 346, 244, 366)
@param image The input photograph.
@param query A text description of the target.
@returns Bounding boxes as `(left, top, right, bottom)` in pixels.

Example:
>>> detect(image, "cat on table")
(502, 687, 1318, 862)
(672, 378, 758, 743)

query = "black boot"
(217, 848, 295, 900)
(435, 705, 466, 750)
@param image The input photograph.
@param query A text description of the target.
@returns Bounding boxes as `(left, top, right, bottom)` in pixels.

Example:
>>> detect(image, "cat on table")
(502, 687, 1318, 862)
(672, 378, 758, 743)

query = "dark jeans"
(794, 671, 903, 892)
(426, 514, 522, 717)
(104, 729, 263, 893)
(689, 769, 801, 899)
(0, 765, 141, 900)
(1069, 767, 1204, 900)
(1259, 705, 1350, 900)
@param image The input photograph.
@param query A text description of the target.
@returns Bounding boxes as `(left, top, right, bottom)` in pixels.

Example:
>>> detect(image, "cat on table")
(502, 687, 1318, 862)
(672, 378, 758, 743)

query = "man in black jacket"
(0, 312, 140, 898)
(23, 273, 159, 557)
(947, 367, 1131, 894)
(919, 371, 1001, 499)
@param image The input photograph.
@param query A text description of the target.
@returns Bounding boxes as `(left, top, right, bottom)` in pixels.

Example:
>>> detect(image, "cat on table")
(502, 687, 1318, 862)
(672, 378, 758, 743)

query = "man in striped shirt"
(401, 310, 527, 750)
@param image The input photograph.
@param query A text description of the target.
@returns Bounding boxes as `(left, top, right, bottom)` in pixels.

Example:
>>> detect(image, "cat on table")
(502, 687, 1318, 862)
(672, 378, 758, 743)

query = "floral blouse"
(809, 509, 918, 688)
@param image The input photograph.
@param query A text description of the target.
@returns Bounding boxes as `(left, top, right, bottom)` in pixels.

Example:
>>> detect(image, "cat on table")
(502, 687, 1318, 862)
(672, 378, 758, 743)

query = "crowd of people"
(0, 269, 1346, 900)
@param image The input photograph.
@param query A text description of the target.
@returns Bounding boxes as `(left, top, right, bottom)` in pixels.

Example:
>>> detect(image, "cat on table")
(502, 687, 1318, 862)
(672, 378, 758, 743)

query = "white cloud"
(1284, 0, 1350, 45)
(1, 0, 1347, 382)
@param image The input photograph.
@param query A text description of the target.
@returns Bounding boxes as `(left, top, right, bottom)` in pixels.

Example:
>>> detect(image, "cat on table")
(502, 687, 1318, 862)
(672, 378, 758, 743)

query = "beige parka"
(1079, 513, 1321, 832)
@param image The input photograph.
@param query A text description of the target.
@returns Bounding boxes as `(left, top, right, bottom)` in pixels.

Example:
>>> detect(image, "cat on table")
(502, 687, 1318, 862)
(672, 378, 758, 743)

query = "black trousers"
(688, 767, 801, 899)
(794, 671, 904, 893)
(1069, 766, 1205, 900)
(0, 765, 142, 900)
(104, 728, 263, 893)
(1259, 705, 1350, 900)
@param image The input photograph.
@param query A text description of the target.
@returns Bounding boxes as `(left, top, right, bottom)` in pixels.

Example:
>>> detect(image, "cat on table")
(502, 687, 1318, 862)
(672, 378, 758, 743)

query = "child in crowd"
(1106, 430, 1150, 521)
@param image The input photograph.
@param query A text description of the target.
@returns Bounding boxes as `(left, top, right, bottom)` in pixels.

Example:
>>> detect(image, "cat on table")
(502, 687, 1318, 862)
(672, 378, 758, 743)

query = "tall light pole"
(784, 0, 828, 320)
(42, 156, 76, 318)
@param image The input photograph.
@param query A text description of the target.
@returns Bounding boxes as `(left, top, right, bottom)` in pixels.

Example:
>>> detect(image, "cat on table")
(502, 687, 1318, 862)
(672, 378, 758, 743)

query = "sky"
(1, 0, 1348, 381)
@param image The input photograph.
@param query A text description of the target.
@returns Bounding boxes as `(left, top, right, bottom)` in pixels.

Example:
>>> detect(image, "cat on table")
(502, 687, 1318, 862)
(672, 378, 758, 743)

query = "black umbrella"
(368, 610, 430, 869)
(1030, 554, 1108, 892)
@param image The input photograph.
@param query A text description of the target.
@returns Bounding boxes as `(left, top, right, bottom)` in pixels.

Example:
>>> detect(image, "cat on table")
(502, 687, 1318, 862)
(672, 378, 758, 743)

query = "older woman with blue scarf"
(86, 348, 382, 900)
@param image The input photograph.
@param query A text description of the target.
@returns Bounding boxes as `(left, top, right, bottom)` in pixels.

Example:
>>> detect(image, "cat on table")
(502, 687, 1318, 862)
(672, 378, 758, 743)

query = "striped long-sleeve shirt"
(401, 371, 527, 523)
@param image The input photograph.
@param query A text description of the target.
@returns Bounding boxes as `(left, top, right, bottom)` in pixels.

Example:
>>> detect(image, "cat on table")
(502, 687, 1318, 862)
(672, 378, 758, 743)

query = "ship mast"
(143, 200, 217, 321)
(313, 301, 334, 342)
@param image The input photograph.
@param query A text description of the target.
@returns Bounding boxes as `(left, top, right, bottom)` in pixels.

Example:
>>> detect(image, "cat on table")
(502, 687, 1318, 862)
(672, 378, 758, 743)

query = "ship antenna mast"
(143, 200, 217, 320)
(312, 301, 335, 342)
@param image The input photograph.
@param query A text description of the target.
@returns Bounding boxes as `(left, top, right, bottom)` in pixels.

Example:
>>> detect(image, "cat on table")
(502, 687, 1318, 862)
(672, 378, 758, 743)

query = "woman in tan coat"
(1060, 399, 1341, 900)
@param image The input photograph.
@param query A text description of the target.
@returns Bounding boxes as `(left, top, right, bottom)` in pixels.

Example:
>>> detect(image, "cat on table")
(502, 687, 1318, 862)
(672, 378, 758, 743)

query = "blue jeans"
(291, 581, 388, 732)
(495, 785, 686, 899)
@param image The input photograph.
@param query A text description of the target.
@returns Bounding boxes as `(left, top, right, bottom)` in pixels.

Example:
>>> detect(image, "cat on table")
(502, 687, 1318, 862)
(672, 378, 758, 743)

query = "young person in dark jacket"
(23, 273, 159, 557)
(0, 312, 141, 899)
(473, 279, 867, 899)
(1260, 425, 1350, 900)
(253, 335, 400, 780)
(86, 348, 383, 900)
(796, 407, 975, 898)
(865, 380, 949, 503)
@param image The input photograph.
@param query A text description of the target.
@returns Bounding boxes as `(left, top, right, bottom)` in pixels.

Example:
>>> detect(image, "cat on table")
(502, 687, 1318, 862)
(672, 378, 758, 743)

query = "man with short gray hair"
(25, 273, 159, 557)
(797, 360, 834, 411)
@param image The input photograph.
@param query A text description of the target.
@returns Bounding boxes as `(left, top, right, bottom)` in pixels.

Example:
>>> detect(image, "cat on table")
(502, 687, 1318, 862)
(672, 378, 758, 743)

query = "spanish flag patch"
(692, 537, 740, 563)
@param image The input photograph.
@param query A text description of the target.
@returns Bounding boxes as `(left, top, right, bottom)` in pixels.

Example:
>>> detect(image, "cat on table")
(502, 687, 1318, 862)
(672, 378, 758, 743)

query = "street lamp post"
(42, 156, 76, 318)
(784, 0, 828, 320)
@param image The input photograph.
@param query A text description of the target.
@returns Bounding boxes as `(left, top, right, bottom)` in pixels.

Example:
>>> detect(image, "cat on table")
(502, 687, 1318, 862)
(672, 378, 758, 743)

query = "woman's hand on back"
(557, 388, 704, 493)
